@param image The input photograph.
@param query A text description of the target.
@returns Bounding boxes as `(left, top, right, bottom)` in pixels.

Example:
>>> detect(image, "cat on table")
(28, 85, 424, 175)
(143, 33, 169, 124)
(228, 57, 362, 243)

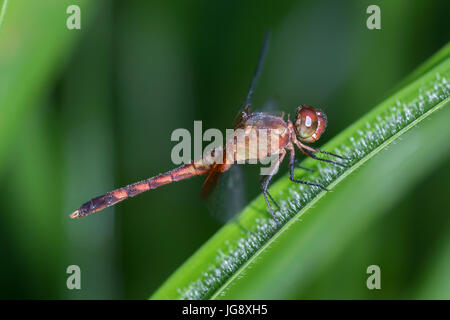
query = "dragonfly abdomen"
(70, 162, 209, 218)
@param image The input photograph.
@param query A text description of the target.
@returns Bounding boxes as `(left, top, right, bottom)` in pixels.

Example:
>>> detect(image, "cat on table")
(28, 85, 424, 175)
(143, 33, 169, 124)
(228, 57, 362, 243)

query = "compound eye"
(295, 105, 327, 142)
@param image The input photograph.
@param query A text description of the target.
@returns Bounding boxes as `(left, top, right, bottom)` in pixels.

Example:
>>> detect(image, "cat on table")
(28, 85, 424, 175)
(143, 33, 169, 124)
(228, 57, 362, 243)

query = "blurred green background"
(0, 0, 448, 299)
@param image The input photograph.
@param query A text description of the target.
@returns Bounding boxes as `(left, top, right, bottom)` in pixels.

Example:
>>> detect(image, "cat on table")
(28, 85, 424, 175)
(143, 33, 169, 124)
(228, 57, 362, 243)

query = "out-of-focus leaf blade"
(0, 0, 93, 170)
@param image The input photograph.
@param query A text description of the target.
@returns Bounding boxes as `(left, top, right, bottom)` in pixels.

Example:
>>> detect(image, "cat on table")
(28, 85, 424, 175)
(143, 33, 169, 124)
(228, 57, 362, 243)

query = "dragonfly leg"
(293, 160, 314, 172)
(289, 148, 328, 191)
(302, 148, 348, 168)
(260, 175, 281, 211)
(260, 176, 280, 227)
(260, 149, 286, 227)
(294, 142, 348, 169)
(315, 149, 351, 160)
(267, 189, 281, 212)
(300, 143, 350, 160)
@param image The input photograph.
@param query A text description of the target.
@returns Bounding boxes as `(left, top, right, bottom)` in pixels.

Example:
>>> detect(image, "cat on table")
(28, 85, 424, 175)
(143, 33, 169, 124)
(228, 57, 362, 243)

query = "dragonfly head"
(294, 105, 327, 143)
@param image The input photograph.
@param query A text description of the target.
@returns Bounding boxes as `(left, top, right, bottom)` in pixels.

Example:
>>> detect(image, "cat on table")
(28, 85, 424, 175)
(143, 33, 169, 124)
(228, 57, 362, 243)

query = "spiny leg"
(267, 190, 281, 211)
(260, 149, 286, 227)
(260, 175, 281, 212)
(293, 140, 348, 168)
(299, 142, 351, 162)
(303, 148, 348, 168)
(293, 160, 314, 173)
(314, 149, 351, 160)
(289, 148, 328, 191)
(260, 175, 280, 227)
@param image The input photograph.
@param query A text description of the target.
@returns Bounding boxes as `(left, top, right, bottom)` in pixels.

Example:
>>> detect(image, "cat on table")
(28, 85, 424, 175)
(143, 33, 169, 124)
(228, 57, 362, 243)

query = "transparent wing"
(258, 97, 283, 116)
(201, 165, 220, 199)
(203, 165, 246, 223)
(233, 31, 271, 129)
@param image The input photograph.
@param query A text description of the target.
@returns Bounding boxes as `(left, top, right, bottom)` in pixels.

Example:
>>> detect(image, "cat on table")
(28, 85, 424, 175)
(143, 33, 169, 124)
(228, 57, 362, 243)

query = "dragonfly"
(70, 32, 348, 226)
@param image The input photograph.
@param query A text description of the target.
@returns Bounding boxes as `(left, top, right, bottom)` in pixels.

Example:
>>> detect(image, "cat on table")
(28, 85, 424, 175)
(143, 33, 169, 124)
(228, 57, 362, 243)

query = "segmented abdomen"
(71, 162, 210, 218)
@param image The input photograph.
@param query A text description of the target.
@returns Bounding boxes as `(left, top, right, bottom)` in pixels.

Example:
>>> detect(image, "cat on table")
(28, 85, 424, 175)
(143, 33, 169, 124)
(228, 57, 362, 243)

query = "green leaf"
(0, 0, 9, 34)
(151, 43, 450, 300)
(0, 0, 100, 298)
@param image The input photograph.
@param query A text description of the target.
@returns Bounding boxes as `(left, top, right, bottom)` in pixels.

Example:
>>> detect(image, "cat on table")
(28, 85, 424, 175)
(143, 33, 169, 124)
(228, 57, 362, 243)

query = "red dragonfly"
(70, 33, 348, 226)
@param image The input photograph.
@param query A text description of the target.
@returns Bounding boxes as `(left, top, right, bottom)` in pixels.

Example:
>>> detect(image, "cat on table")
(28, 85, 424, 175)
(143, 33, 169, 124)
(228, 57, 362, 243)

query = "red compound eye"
(295, 105, 327, 143)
